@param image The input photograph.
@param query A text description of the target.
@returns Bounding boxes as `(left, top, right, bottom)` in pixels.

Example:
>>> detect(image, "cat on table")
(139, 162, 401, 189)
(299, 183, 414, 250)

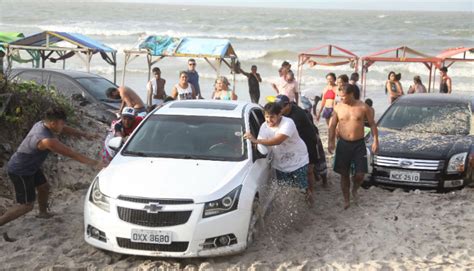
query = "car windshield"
(76, 77, 120, 102)
(378, 102, 471, 135)
(122, 115, 246, 161)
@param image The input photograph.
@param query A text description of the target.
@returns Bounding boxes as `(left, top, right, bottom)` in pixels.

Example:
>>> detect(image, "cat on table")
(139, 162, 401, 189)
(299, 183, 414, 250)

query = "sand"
(1, 118, 474, 270)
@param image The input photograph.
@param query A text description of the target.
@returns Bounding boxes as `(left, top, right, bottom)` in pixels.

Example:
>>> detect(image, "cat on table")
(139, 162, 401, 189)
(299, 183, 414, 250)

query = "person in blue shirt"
(186, 58, 202, 99)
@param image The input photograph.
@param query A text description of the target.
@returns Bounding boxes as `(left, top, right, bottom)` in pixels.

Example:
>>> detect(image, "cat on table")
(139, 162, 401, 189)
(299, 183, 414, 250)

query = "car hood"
(375, 128, 473, 159)
(98, 156, 250, 203)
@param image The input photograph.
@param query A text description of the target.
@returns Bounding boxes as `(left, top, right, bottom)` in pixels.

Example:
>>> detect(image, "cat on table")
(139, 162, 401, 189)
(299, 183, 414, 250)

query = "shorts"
(333, 138, 368, 175)
(8, 170, 47, 204)
(275, 164, 309, 190)
(322, 107, 333, 119)
(249, 91, 260, 104)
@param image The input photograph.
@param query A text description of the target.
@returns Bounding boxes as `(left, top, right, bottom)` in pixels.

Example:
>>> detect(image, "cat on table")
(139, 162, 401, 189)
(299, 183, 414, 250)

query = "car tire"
(246, 197, 260, 249)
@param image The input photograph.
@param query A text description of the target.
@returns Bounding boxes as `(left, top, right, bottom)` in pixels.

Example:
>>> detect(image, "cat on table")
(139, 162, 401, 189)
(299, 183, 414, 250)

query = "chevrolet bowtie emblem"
(144, 202, 163, 213)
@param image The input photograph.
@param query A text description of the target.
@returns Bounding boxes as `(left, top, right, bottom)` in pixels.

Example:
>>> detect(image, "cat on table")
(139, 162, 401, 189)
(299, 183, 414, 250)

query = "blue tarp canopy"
(6, 31, 117, 82)
(122, 35, 239, 86)
(10, 31, 116, 53)
(138, 36, 237, 58)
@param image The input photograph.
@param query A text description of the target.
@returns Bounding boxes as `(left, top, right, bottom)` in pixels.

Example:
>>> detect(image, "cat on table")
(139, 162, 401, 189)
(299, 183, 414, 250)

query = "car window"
(76, 77, 117, 101)
(379, 102, 471, 135)
(14, 71, 47, 85)
(249, 110, 262, 136)
(122, 115, 246, 161)
(254, 109, 265, 125)
(49, 74, 84, 97)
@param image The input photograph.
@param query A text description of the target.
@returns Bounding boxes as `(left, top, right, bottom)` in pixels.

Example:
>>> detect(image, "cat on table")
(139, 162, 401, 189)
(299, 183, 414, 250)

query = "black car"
(10, 68, 121, 122)
(367, 94, 473, 191)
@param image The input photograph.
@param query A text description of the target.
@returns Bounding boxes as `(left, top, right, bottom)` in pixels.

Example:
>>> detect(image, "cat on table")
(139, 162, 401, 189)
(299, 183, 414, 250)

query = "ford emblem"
(400, 160, 413, 167)
(144, 202, 163, 213)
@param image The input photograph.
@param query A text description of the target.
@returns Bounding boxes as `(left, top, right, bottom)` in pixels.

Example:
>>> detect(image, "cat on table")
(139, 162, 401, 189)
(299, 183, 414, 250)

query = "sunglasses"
(188, 63, 196, 66)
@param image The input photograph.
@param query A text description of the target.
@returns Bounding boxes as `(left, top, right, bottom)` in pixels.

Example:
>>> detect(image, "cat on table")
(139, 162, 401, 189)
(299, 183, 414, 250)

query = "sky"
(106, 0, 473, 12)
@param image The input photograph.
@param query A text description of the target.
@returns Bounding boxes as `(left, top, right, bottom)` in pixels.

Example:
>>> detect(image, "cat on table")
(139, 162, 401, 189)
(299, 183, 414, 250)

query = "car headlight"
(89, 177, 110, 212)
(203, 185, 241, 218)
(447, 152, 467, 174)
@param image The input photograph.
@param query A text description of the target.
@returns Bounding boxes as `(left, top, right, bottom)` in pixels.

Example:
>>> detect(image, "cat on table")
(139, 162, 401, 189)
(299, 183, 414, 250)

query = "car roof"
(11, 68, 104, 79)
(396, 94, 473, 107)
(154, 100, 258, 118)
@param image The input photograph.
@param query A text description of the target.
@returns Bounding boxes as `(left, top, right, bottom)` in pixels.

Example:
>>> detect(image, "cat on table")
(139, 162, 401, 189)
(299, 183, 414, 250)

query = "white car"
(84, 100, 273, 257)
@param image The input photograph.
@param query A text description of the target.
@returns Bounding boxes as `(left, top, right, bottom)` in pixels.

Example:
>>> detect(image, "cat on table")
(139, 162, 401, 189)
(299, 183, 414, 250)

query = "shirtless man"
(146, 67, 166, 108)
(439, 66, 452, 94)
(328, 84, 379, 209)
(106, 86, 146, 116)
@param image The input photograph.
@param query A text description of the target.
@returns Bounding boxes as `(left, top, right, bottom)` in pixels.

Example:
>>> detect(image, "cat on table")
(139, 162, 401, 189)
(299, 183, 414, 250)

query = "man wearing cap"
(101, 107, 143, 163)
(244, 102, 311, 205)
(113, 107, 143, 138)
(1, 107, 104, 240)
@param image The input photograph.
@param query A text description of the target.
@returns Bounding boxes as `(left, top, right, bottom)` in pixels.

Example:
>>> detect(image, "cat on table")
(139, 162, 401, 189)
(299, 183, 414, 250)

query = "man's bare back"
(119, 86, 145, 109)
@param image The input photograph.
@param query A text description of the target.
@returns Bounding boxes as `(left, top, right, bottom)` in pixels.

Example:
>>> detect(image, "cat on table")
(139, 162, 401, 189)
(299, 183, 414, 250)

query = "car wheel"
(246, 197, 260, 248)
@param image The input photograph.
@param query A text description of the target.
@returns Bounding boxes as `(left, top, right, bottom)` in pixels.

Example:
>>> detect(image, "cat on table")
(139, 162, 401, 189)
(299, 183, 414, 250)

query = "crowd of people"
(385, 66, 453, 103)
(0, 57, 457, 240)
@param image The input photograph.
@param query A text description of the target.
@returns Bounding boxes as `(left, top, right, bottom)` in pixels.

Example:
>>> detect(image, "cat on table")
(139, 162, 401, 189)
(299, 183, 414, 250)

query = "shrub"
(0, 79, 75, 140)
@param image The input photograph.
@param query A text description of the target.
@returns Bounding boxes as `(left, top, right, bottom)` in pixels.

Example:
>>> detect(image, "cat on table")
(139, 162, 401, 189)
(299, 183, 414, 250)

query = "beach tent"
(122, 36, 238, 89)
(0, 32, 34, 76)
(296, 44, 359, 96)
(432, 47, 474, 90)
(0, 32, 24, 54)
(360, 46, 441, 96)
(5, 31, 118, 82)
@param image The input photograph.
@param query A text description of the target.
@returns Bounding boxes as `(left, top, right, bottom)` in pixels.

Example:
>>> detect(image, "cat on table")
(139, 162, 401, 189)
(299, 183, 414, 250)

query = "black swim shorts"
(333, 138, 368, 175)
(8, 170, 47, 204)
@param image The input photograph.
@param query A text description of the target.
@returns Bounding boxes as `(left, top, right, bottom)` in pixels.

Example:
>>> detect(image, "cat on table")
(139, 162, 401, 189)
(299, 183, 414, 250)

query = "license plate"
(389, 171, 420, 182)
(131, 229, 172, 244)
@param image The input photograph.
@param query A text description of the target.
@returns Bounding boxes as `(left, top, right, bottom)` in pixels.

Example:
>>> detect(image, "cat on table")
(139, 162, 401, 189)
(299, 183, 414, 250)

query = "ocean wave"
(37, 24, 295, 41)
(38, 24, 147, 37)
(236, 50, 269, 61)
(237, 50, 298, 61)
(377, 14, 387, 18)
(365, 63, 474, 78)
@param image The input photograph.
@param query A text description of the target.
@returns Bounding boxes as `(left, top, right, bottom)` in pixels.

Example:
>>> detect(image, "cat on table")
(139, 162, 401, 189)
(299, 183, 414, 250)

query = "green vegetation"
(0, 79, 74, 139)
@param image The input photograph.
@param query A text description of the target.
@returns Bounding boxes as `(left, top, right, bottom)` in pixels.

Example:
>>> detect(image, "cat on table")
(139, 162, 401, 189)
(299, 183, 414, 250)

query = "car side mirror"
(108, 137, 123, 151)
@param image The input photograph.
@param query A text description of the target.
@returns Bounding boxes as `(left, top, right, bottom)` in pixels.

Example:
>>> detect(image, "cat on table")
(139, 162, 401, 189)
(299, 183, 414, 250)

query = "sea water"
(1, 1, 473, 117)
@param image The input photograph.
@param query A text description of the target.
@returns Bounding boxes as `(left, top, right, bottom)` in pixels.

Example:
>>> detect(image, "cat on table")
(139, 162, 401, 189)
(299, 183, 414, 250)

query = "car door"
(246, 108, 272, 206)
(48, 73, 87, 99)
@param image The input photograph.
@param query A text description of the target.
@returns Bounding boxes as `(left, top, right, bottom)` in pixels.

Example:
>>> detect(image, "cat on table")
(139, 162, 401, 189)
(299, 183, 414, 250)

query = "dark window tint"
(76, 77, 117, 101)
(49, 74, 83, 97)
(249, 110, 261, 137)
(123, 115, 246, 161)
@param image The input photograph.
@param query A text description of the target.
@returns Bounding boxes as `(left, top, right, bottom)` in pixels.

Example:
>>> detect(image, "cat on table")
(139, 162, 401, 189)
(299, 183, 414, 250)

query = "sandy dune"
(1, 119, 473, 270)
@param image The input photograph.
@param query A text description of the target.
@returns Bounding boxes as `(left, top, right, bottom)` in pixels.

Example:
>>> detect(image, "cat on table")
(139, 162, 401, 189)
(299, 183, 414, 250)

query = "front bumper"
(84, 197, 251, 257)
(369, 166, 465, 190)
